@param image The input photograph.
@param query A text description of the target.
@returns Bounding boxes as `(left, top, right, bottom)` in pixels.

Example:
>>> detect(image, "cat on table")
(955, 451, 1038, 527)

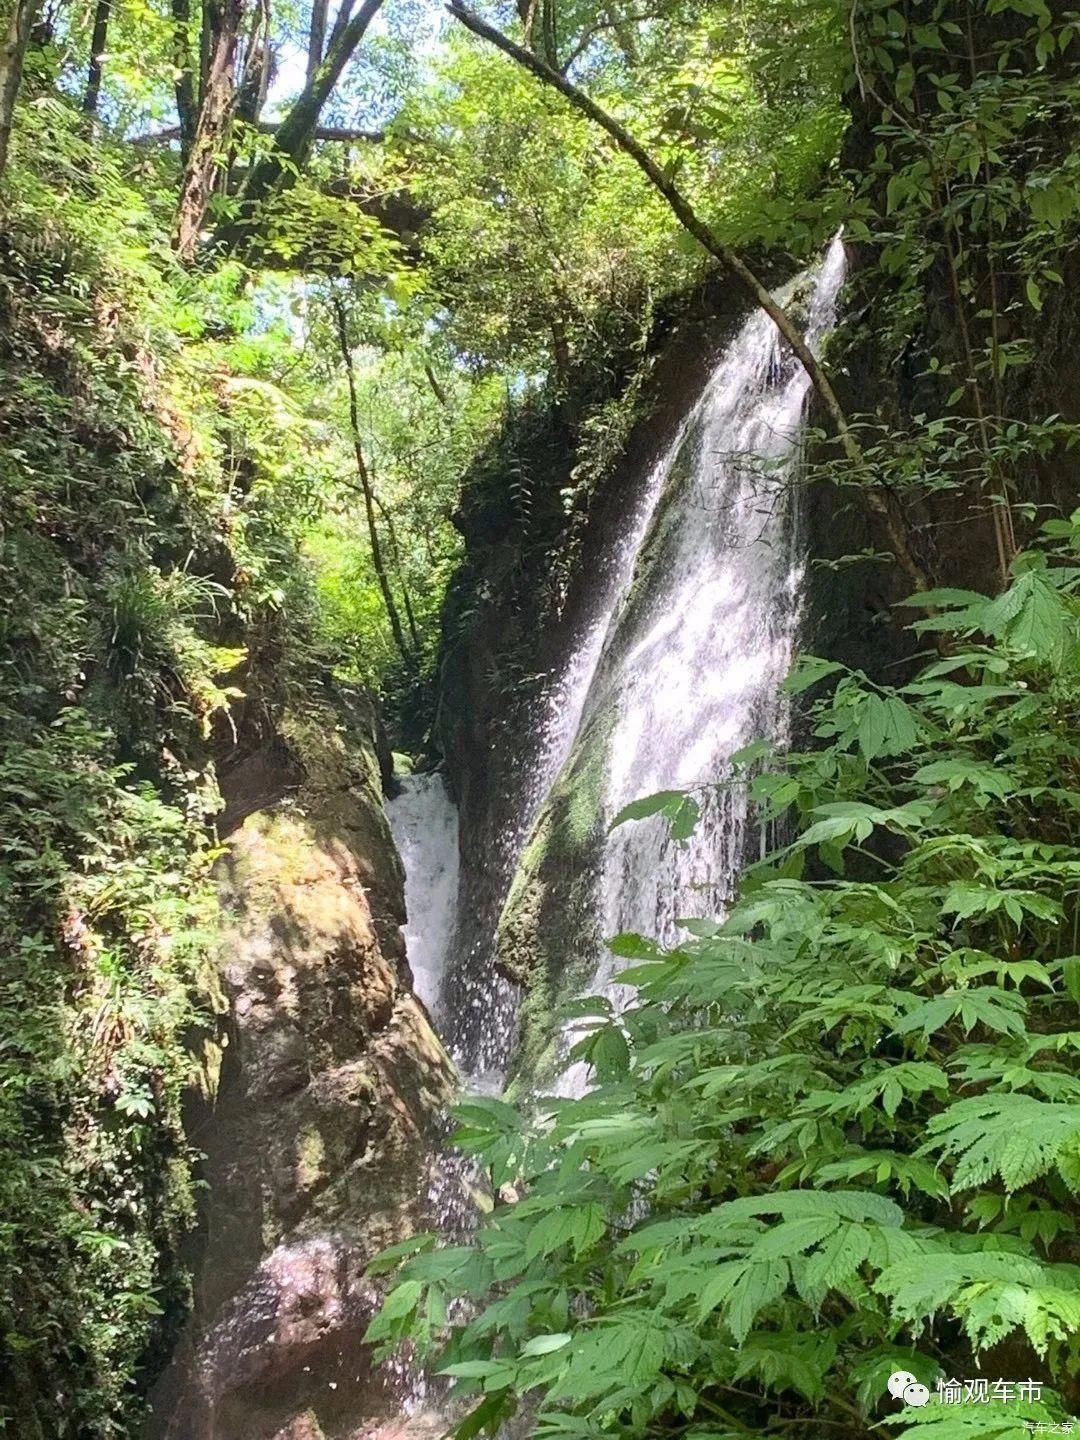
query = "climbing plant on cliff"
(0, 97, 386, 1435)
(0, 27, 509, 1427)
(368, 515, 1080, 1438)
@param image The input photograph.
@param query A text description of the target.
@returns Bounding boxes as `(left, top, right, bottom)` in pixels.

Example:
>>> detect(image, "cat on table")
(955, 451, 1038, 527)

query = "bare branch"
(307, 0, 329, 81)
(423, 362, 450, 409)
(559, 7, 666, 73)
(215, 0, 386, 252)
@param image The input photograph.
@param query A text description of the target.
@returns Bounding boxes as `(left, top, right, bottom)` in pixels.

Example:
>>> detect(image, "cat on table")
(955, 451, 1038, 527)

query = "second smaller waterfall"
(387, 773, 460, 1019)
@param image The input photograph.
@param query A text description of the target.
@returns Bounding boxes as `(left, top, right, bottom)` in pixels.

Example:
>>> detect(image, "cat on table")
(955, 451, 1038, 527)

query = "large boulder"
(148, 696, 457, 1440)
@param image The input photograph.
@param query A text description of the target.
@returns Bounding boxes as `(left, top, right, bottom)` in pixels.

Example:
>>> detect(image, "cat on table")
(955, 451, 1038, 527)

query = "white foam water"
(387, 772, 460, 1020)
(555, 237, 847, 1094)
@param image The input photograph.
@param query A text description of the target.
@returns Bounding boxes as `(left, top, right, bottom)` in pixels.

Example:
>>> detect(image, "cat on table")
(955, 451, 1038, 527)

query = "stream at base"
(388, 773, 460, 1023)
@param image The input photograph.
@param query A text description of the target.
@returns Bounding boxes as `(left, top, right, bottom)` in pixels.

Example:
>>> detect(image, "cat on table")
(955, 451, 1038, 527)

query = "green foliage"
(824, 0, 1080, 576)
(0, 708, 223, 1436)
(368, 522, 1080, 1440)
(301, 298, 501, 698)
(394, 0, 847, 382)
(0, 109, 348, 1436)
(2, 37, 532, 1424)
(8, 0, 1080, 1436)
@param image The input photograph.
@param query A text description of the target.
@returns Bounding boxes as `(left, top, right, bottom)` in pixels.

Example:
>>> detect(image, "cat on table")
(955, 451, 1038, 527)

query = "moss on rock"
(147, 697, 457, 1439)
(498, 702, 616, 1092)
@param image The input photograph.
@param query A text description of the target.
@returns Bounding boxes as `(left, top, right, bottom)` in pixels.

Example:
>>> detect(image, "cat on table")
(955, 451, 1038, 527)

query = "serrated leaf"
(749, 1215, 839, 1261)
(784, 655, 845, 694)
(802, 1222, 871, 1302)
(726, 1260, 789, 1343)
(521, 1333, 572, 1357)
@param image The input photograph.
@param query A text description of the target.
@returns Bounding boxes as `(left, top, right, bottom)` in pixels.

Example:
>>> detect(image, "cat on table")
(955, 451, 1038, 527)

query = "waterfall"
(437, 386, 710, 1087)
(536, 237, 846, 1091)
(387, 773, 460, 1019)
(592, 241, 845, 967)
(435, 397, 717, 1088)
(394, 238, 845, 1098)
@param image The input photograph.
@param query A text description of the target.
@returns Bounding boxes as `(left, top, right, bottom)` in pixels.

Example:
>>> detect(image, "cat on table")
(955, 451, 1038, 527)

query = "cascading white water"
(391, 238, 845, 1099)
(387, 773, 460, 1019)
(551, 238, 847, 1092)
(438, 408, 706, 1087)
(598, 241, 845, 940)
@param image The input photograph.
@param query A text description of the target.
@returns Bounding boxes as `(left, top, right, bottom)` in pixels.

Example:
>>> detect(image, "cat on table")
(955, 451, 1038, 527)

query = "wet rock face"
(149, 703, 455, 1440)
(190, 1235, 389, 1439)
(434, 278, 764, 1074)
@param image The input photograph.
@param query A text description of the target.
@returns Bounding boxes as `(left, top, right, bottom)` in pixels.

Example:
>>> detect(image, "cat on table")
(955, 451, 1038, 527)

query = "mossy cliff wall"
(435, 275, 767, 1082)
(802, 253, 1080, 680)
(496, 700, 616, 1090)
(0, 209, 453, 1439)
(150, 696, 455, 1440)
(437, 270, 780, 844)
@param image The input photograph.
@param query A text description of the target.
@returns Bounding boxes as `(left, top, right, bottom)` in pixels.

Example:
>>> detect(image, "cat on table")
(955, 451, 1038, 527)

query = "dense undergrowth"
(0, 105, 364, 1436)
(2, 141, 212, 1440)
(370, 525, 1080, 1440)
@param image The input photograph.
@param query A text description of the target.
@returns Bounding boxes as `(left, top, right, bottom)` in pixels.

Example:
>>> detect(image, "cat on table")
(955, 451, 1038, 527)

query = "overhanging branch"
(131, 120, 384, 145)
(446, 0, 928, 593)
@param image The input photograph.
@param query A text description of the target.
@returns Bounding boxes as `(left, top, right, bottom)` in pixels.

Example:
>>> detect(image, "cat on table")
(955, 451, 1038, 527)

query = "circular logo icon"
(903, 1383, 931, 1408)
(888, 1371, 918, 1400)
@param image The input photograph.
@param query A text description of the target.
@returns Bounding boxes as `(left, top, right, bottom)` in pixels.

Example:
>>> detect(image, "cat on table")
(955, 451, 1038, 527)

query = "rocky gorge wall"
(437, 272, 765, 856)
(0, 197, 458, 1438)
(803, 0, 1080, 673)
(149, 694, 456, 1440)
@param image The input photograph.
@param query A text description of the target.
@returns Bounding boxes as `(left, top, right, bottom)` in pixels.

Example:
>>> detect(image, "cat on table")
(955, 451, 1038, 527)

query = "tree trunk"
(82, 0, 110, 115)
(235, 0, 271, 125)
(605, 4, 639, 64)
(171, 0, 198, 162)
(540, 0, 557, 66)
(307, 0, 328, 82)
(516, 0, 539, 49)
(0, 0, 39, 180)
(423, 362, 449, 408)
(331, 295, 414, 667)
(176, 0, 245, 260)
(372, 489, 422, 653)
(446, 1, 929, 594)
(214, 0, 385, 254)
(198, 0, 212, 103)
